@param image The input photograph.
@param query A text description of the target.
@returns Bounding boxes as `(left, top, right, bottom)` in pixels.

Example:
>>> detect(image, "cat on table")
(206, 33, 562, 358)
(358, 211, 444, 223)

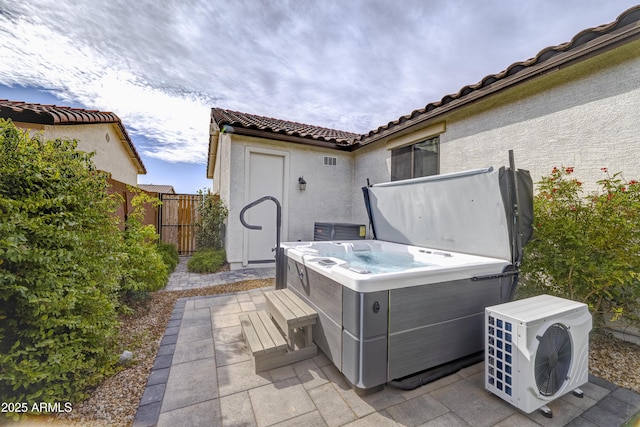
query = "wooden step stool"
(239, 288, 318, 373)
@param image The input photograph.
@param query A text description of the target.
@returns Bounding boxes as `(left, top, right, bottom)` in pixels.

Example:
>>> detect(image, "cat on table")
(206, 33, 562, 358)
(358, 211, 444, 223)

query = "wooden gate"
(159, 194, 202, 255)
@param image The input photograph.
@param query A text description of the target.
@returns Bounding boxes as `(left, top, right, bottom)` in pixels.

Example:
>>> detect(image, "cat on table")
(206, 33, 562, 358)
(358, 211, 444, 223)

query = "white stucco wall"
(220, 134, 355, 268)
(36, 123, 140, 185)
(215, 39, 640, 267)
(351, 140, 390, 232)
(287, 145, 354, 241)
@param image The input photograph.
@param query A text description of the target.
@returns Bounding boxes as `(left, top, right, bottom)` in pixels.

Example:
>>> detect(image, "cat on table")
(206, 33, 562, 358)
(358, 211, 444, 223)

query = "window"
(390, 136, 439, 181)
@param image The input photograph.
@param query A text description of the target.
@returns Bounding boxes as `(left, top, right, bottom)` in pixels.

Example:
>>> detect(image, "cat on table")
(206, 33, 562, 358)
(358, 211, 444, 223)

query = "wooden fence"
(107, 177, 158, 231)
(159, 194, 202, 255)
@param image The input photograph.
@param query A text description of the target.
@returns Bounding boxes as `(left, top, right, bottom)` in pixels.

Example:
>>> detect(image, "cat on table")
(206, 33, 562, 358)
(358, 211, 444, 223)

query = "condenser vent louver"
(314, 223, 365, 241)
(323, 156, 337, 166)
(485, 295, 592, 419)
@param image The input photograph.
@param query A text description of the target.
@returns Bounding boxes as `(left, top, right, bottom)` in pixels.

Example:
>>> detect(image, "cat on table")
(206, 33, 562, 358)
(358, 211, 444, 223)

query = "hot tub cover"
(362, 166, 533, 264)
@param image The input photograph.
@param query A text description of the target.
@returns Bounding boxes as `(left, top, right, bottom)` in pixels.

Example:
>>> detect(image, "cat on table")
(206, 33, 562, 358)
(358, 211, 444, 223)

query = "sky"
(0, 1, 638, 193)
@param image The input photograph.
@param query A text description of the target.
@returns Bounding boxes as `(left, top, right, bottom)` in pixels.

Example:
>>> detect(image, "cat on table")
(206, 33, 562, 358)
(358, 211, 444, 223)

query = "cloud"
(0, 4, 212, 163)
(0, 0, 637, 163)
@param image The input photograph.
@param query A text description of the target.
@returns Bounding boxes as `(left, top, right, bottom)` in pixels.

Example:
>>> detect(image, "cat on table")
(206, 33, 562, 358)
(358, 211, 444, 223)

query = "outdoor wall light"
(298, 176, 307, 191)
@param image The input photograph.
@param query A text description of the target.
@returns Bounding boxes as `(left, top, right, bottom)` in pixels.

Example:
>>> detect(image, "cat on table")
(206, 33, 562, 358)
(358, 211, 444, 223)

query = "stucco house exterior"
(208, 5, 640, 270)
(0, 100, 146, 186)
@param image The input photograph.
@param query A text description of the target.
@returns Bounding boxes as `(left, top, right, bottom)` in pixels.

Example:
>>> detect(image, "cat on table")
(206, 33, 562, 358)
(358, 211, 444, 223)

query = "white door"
(245, 150, 285, 265)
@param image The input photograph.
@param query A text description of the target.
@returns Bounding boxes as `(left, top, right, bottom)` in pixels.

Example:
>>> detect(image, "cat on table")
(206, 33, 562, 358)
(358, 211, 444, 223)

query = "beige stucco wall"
(16, 122, 140, 185)
(440, 40, 640, 193)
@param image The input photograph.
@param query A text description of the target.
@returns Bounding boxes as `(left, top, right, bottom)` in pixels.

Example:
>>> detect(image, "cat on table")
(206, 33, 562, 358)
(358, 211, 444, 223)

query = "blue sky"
(1, 1, 638, 193)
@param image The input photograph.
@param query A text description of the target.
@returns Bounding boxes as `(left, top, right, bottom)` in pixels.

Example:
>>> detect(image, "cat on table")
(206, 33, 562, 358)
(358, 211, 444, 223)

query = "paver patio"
(132, 259, 640, 426)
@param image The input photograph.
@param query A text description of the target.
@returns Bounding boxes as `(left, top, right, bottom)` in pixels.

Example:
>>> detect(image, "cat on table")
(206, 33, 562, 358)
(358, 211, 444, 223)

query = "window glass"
(391, 136, 439, 181)
(391, 145, 412, 181)
(413, 138, 439, 178)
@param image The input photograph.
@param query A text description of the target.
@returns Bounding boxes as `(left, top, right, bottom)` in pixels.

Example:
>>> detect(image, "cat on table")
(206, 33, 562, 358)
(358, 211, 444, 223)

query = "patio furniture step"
(239, 310, 317, 373)
(240, 311, 288, 355)
(264, 289, 318, 351)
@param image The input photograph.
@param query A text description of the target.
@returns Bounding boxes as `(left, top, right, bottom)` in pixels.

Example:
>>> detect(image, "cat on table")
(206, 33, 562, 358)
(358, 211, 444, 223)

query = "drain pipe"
(239, 196, 285, 289)
(388, 351, 485, 390)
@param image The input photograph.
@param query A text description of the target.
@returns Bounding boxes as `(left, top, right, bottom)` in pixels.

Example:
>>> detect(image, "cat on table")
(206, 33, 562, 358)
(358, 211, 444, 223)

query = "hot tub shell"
(281, 166, 533, 391)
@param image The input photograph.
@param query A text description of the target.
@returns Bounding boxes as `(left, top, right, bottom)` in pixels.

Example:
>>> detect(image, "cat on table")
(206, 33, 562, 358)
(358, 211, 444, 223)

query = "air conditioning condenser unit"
(485, 294, 592, 418)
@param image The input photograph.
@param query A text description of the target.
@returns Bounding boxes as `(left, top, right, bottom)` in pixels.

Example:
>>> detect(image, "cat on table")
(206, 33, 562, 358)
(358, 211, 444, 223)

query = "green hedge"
(118, 188, 168, 297)
(520, 167, 640, 327)
(188, 248, 226, 273)
(0, 120, 122, 405)
(0, 120, 174, 413)
(157, 242, 179, 273)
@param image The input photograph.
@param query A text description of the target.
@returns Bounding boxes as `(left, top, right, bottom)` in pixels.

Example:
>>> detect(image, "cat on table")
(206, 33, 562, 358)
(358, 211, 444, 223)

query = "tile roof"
(0, 99, 146, 174)
(211, 109, 360, 147)
(138, 184, 176, 194)
(211, 5, 640, 150)
(0, 99, 120, 125)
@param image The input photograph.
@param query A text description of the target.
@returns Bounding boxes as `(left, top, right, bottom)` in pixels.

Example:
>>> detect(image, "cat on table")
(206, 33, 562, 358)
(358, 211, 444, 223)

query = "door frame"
(242, 146, 289, 267)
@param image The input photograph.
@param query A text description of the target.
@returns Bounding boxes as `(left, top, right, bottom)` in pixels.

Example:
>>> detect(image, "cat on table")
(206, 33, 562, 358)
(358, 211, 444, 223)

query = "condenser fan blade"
(534, 324, 572, 396)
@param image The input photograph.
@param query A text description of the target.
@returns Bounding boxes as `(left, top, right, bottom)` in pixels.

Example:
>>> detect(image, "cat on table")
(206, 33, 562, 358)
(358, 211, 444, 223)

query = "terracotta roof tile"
(0, 99, 120, 125)
(0, 99, 146, 174)
(211, 109, 359, 146)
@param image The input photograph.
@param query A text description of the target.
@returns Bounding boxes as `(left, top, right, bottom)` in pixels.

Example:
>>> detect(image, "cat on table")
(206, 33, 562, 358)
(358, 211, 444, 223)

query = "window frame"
(390, 135, 440, 181)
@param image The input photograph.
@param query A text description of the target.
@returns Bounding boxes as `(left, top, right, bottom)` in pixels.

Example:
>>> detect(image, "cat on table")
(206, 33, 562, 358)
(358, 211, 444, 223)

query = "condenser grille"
(487, 315, 514, 397)
(534, 324, 572, 396)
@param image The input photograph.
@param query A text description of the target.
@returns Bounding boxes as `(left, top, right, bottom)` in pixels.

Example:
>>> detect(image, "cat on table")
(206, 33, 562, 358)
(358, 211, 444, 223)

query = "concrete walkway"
(133, 261, 640, 427)
(163, 257, 275, 291)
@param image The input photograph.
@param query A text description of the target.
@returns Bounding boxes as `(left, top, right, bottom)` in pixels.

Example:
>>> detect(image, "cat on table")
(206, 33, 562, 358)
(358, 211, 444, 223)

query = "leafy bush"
(0, 120, 122, 406)
(195, 189, 228, 250)
(119, 188, 168, 299)
(188, 248, 226, 273)
(157, 242, 179, 273)
(520, 167, 640, 327)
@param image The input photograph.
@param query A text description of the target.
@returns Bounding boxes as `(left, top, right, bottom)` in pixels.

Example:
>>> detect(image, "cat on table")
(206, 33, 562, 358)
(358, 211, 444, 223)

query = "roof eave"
(206, 121, 219, 179)
(230, 126, 353, 150)
(115, 121, 147, 175)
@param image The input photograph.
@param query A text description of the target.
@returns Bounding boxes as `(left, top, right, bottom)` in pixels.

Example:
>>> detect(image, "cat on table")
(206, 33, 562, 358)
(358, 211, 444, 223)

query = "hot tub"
(281, 166, 533, 391)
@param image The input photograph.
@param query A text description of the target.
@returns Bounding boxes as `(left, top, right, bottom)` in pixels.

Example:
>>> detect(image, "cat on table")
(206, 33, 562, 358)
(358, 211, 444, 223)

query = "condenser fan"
(534, 324, 572, 396)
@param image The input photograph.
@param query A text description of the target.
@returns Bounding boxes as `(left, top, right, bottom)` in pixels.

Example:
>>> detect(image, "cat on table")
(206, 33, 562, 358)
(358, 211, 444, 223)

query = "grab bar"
(239, 196, 285, 289)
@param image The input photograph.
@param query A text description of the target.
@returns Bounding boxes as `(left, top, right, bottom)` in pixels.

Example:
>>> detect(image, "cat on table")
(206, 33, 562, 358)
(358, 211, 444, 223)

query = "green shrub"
(520, 166, 640, 328)
(195, 189, 228, 250)
(119, 188, 168, 300)
(188, 248, 226, 273)
(0, 120, 122, 407)
(157, 242, 179, 273)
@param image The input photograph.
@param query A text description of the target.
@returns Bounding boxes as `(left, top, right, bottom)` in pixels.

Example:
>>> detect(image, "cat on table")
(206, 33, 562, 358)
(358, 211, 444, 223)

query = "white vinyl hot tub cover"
(364, 168, 516, 261)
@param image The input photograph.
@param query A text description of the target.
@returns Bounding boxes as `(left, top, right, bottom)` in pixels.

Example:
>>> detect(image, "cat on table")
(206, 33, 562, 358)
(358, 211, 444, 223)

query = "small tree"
(520, 166, 640, 328)
(118, 188, 168, 306)
(195, 189, 228, 250)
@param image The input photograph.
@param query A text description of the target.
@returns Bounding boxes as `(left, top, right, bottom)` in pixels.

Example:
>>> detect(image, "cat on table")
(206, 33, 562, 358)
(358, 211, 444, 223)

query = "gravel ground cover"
(12, 278, 640, 426)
